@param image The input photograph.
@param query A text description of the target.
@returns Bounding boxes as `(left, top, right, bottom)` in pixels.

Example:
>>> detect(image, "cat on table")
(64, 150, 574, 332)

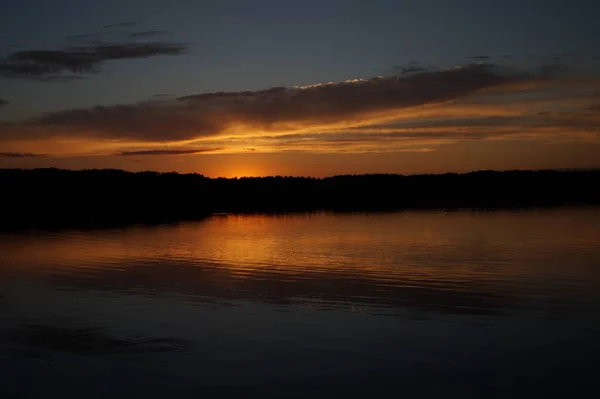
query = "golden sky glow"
(2, 63, 600, 176)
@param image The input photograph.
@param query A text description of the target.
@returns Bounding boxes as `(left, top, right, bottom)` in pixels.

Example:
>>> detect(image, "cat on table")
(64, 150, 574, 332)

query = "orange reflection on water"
(1, 208, 600, 313)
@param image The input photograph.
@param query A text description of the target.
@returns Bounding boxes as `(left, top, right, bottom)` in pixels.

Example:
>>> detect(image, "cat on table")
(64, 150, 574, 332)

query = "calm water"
(1, 208, 600, 398)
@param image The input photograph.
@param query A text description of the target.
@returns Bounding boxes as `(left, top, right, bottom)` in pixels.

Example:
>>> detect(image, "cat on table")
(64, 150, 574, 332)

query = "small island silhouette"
(1, 168, 599, 230)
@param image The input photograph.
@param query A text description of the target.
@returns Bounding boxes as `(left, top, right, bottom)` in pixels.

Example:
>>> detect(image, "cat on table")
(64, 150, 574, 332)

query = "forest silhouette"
(2, 168, 599, 230)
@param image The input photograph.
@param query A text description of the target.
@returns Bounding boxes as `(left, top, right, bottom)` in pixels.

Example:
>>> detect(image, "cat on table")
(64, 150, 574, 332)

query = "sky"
(1, 0, 600, 177)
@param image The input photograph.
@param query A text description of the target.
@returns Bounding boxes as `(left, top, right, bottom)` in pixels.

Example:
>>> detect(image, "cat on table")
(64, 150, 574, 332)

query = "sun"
(223, 167, 266, 178)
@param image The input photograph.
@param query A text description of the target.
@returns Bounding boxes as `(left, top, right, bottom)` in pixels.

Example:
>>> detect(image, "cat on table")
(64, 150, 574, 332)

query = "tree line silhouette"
(1, 168, 599, 229)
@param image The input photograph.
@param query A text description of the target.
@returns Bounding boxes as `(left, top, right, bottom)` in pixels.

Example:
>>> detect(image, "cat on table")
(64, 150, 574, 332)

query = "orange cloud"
(2, 62, 600, 157)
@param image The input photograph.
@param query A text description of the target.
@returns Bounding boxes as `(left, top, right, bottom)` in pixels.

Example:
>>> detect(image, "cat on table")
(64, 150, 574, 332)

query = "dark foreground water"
(1, 208, 600, 398)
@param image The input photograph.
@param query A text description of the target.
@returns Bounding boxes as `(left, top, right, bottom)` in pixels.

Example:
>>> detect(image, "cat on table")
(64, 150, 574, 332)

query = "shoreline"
(2, 167, 599, 231)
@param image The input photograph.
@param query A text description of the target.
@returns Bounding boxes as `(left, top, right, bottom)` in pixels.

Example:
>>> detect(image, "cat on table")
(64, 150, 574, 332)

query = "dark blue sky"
(2, 0, 599, 116)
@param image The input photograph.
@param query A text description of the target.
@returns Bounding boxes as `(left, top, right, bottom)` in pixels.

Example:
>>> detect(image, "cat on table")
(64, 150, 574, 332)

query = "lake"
(1, 208, 600, 398)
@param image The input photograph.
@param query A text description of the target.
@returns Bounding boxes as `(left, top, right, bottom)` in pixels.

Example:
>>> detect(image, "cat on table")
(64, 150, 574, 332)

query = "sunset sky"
(1, 0, 600, 177)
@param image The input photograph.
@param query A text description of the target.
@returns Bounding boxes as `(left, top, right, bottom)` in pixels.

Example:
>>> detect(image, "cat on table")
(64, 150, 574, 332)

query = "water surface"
(1, 208, 600, 397)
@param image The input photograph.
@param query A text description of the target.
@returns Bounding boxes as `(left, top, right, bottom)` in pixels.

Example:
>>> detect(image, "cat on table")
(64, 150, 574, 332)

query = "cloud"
(130, 30, 170, 38)
(186, 120, 543, 154)
(2, 61, 599, 156)
(392, 62, 436, 74)
(0, 98, 8, 107)
(0, 152, 47, 158)
(0, 26, 188, 80)
(101, 22, 136, 29)
(467, 55, 492, 60)
(116, 148, 222, 156)
(2, 63, 522, 142)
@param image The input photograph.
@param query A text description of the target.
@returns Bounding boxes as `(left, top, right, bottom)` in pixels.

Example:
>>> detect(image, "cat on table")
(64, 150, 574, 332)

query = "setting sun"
(223, 168, 266, 178)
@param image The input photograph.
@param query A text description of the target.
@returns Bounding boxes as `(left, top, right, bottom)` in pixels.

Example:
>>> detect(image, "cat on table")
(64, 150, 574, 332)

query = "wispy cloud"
(0, 25, 188, 80)
(116, 148, 222, 156)
(100, 22, 136, 29)
(392, 62, 436, 74)
(0, 152, 47, 158)
(130, 30, 170, 39)
(1, 60, 599, 157)
(3, 63, 522, 141)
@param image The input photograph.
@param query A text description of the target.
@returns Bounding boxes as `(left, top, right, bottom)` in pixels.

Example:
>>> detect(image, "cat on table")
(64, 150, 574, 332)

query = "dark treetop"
(1, 168, 599, 230)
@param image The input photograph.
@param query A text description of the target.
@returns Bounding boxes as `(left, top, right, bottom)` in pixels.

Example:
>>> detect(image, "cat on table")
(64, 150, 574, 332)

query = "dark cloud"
(0, 98, 8, 107)
(130, 30, 170, 38)
(392, 62, 436, 74)
(0, 63, 547, 144)
(116, 149, 222, 156)
(467, 55, 492, 60)
(0, 26, 188, 80)
(589, 104, 600, 112)
(73, 42, 187, 60)
(0, 63, 525, 143)
(101, 22, 136, 29)
(549, 53, 580, 62)
(177, 86, 286, 101)
(1, 50, 100, 77)
(0, 152, 47, 158)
